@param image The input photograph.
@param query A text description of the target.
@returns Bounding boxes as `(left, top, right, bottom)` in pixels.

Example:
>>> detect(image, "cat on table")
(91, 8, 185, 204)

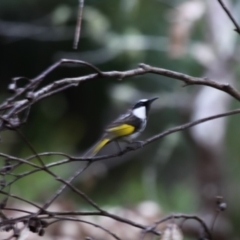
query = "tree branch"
(217, 0, 240, 34)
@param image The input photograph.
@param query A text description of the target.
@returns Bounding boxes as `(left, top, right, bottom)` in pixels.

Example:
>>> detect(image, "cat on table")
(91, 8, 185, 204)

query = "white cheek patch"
(133, 106, 146, 119)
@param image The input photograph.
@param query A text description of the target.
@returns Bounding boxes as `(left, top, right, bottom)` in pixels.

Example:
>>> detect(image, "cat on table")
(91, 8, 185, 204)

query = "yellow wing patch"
(93, 138, 110, 154)
(107, 124, 135, 137)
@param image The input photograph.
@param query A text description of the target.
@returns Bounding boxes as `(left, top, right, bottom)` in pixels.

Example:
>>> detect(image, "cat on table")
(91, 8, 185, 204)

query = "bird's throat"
(133, 106, 146, 120)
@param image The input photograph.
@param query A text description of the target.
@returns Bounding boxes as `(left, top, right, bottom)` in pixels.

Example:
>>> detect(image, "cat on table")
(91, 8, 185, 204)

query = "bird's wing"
(83, 110, 143, 157)
(83, 112, 135, 157)
(105, 111, 142, 138)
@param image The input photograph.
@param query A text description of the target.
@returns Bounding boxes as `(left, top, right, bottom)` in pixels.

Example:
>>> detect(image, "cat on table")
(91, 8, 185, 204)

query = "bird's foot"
(126, 141, 144, 151)
(133, 140, 144, 148)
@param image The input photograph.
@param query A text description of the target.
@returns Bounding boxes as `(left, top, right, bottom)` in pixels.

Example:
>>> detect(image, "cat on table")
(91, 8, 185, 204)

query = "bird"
(84, 97, 158, 157)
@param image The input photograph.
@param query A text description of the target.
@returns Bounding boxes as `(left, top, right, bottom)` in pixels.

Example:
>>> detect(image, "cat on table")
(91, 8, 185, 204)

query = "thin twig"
(153, 213, 212, 240)
(48, 217, 121, 240)
(40, 162, 92, 211)
(217, 0, 240, 34)
(73, 0, 85, 49)
(0, 190, 42, 210)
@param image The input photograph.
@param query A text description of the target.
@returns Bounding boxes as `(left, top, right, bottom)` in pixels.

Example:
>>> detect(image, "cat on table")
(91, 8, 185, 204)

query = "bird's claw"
(125, 141, 144, 151)
(134, 140, 144, 148)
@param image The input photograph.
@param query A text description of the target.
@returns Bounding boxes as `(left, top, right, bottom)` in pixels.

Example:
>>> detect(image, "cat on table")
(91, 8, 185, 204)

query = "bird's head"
(132, 97, 158, 119)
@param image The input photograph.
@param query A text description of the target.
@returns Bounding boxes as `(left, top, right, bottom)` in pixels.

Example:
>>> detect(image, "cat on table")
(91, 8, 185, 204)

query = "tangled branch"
(0, 0, 239, 239)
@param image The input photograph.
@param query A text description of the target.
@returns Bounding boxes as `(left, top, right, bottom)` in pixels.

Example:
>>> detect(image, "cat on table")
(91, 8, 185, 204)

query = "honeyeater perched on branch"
(84, 97, 158, 157)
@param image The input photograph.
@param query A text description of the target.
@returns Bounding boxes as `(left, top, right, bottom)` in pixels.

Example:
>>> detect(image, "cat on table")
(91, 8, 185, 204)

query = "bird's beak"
(148, 97, 158, 104)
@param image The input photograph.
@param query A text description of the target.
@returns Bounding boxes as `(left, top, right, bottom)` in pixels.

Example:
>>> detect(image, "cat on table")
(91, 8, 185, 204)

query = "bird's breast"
(123, 119, 147, 141)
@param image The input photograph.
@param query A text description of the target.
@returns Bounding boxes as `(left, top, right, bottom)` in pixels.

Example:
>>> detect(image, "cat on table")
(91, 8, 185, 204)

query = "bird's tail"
(83, 137, 111, 157)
